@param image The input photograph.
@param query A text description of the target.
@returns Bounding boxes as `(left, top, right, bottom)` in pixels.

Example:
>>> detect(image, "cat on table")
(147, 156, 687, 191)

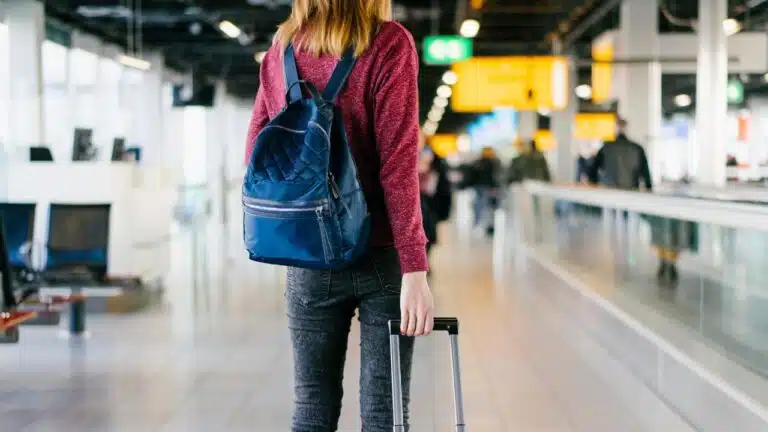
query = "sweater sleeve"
(244, 63, 271, 164)
(373, 28, 429, 273)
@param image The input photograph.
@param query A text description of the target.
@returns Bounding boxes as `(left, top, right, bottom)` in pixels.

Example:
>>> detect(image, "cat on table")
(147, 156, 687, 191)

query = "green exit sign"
(727, 79, 744, 104)
(423, 36, 473, 65)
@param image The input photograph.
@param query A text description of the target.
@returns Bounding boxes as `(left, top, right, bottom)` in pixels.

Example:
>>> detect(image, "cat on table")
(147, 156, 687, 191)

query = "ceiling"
(40, 0, 768, 133)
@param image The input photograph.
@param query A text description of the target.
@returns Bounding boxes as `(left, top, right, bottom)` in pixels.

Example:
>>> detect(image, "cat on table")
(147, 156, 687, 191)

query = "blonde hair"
(275, 0, 392, 57)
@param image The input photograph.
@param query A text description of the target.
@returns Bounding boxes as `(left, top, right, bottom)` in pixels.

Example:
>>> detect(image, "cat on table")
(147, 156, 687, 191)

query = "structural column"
(695, 0, 728, 186)
(516, 111, 536, 142)
(137, 52, 165, 166)
(550, 58, 576, 183)
(615, 0, 661, 165)
(5, 0, 45, 148)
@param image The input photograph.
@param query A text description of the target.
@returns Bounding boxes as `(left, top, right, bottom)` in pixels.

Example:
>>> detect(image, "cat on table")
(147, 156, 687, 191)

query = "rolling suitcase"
(388, 317, 466, 432)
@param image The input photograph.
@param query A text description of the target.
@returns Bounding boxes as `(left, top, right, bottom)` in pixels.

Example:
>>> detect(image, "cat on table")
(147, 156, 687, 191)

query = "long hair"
(275, 0, 392, 57)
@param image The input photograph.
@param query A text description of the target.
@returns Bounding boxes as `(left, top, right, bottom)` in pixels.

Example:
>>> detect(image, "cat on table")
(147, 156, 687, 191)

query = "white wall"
(0, 12, 259, 284)
(659, 32, 768, 74)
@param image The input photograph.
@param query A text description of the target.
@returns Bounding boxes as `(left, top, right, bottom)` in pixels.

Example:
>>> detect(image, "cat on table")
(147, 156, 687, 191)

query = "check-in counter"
(0, 162, 175, 283)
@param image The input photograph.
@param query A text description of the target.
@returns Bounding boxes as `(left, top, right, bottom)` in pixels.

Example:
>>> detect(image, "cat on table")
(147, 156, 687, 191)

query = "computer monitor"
(123, 147, 142, 162)
(72, 128, 96, 161)
(29, 146, 54, 162)
(111, 137, 126, 161)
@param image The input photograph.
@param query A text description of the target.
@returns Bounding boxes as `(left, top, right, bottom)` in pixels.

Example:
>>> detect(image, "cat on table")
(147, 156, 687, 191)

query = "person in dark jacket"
(589, 118, 694, 285)
(418, 136, 453, 257)
(508, 139, 551, 184)
(576, 154, 593, 184)
(588, 118, 652, 190)
(471, 147, 501, 236)
(430, 156, 453, 223)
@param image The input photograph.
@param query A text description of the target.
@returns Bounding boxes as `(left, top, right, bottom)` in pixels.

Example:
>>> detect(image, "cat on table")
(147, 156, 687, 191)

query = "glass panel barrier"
(509, 183, 768, 379)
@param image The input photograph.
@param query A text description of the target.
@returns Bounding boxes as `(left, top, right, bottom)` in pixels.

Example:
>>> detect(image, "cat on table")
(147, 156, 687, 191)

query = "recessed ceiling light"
(431, 105, 446, 115)
(460, 19, 480, 38)
(218, 20, 242, 39)
(723, 18, 741, 36)
(674, 93, 692, 107)
(575, 84, 592, 100)
(437, 85, 452, 98)
(428, 110, 443, 122)
(442, 71, 458, 85)
(118, 54, 151, 71)
(423, 121, 438, 136)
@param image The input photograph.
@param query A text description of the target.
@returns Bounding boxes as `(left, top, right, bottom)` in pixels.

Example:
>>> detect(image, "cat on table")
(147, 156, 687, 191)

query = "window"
(119, 67, 144, 151)
(95, 57, 122, 157)
(42, 40, 70, 159)
(68, 48, 98, 160)
(0, 23, 10, 148)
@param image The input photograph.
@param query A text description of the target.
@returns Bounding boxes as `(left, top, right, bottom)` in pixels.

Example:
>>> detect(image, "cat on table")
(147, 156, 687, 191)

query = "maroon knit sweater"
(245, 21, 428, 273)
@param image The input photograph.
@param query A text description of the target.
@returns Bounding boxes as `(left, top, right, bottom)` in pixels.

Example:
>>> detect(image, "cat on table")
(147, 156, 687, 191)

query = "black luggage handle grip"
(388, 317, 459, 335)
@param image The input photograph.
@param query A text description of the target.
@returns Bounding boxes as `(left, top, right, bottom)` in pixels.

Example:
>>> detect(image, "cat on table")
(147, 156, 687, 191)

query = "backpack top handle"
(284, 79, 327, 109)
(284, 44, 357, 105)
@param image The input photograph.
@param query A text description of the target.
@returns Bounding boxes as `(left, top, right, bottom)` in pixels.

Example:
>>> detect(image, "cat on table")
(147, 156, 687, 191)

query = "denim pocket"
(286, 267, 332, 306)
(371, 248, 402, 295)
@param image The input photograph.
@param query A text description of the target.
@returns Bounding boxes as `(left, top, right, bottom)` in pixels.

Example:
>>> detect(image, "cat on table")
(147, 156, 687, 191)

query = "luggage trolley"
(388, 317, 467, 432)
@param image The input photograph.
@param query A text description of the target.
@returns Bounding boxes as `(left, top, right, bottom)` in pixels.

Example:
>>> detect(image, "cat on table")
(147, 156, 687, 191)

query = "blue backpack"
(242, 45, 370, 269)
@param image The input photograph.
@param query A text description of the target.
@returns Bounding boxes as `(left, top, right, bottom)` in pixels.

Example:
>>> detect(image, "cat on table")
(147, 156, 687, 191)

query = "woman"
(245, 1, 434, 431)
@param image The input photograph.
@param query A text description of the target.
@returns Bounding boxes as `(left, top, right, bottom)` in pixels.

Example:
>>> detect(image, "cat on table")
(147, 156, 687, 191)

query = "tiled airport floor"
(534, 213, 768, 378)
(0, 226, 693, 431)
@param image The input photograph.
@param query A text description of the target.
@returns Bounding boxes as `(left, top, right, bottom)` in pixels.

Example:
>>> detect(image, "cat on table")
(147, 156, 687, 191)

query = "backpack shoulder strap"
(284, 44, 302, 103)
(322, 47, 356, 103)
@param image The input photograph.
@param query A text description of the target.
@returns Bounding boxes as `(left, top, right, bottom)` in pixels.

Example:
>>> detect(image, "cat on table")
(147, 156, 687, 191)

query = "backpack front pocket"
(243, 198, 336, 268)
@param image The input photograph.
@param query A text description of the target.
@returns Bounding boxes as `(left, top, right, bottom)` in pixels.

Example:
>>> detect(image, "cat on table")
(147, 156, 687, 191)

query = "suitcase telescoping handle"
(388, 318, 466, 432)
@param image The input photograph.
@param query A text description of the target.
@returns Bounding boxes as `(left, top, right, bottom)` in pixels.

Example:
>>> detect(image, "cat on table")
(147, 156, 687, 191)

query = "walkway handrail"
(657, 183, 768, 204)
(523, 181, 768, 233)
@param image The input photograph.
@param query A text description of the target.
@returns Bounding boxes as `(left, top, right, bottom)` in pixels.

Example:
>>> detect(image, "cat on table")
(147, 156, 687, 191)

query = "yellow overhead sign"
(451, 56, 569, 112)
(533, 130, 557, 151)
(574, 113, 617, 141)
(429, 134, 458, 157)
(591, 35, 614, 103)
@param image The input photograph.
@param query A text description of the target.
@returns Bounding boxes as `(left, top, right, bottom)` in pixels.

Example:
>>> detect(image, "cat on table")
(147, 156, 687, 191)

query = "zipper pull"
(328, 173, 352, 218)
(328, 173, 341, 200)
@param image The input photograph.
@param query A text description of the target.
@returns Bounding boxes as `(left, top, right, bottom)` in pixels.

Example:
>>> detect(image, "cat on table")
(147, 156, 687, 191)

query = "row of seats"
(0, 203, 115, 342)
(0, 203, 110, 280)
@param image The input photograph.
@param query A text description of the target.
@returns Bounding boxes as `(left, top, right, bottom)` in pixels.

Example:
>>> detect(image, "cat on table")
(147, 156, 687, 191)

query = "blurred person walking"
(418, 135, 452, 258)
(588, 118, 695, 285)
(588, 118, 652, 190)
(470, 147, 502, 236)
(507, 138, 551, 184)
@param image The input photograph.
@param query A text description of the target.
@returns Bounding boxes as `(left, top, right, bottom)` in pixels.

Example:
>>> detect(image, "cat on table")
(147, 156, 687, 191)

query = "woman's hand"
(400, 271, 434, 337)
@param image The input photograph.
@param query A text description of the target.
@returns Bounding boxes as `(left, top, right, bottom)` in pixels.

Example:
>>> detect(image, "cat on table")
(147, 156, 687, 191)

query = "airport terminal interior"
(2, 0, 768, 431)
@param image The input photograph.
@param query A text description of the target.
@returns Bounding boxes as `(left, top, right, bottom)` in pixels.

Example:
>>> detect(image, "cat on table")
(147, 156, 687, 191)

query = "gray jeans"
(286, 248, 414, 431)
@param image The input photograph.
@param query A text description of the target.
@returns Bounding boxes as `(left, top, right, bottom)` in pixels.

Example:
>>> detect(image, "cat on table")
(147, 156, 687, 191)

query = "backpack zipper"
(316, 208, 331, 262)
(328, 173, 341, 200)
(328, 173, 352, 218)
(242, 200, 324, 217)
